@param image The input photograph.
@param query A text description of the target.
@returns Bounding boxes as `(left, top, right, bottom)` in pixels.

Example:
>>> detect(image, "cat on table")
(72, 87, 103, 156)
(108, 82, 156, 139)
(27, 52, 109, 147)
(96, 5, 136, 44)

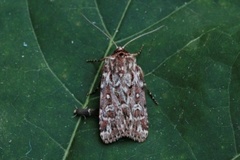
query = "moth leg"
(132, 45, 144, 56)
(144, 83, 159, 105)
(86, 58, 104, 63)
(86, 57, 103, 95)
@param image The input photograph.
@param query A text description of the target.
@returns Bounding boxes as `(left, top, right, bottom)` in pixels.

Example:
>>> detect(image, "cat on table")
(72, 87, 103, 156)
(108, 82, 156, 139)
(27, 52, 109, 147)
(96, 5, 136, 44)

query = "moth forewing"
(99, 47, 148, 143)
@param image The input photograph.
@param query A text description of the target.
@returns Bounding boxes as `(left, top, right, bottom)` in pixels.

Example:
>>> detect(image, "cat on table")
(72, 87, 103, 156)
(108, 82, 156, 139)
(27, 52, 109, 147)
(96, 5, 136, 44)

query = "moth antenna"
(81, 14, 118, 48)
(123, 25, 164, 48)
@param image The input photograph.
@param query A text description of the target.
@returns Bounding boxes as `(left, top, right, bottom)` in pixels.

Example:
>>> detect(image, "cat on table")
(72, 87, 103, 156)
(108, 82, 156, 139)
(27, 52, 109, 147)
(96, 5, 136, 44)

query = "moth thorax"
(118, 46, 124, 50)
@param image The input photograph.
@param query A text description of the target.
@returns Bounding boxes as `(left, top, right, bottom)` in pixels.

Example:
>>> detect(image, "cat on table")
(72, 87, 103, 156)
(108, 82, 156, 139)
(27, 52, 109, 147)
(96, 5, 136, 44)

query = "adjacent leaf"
(1, 0, 240, 159)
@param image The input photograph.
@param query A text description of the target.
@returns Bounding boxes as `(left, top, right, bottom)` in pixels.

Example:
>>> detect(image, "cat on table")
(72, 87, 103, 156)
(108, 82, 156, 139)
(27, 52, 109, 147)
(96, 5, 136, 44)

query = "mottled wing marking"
(99, 47, 148, 143)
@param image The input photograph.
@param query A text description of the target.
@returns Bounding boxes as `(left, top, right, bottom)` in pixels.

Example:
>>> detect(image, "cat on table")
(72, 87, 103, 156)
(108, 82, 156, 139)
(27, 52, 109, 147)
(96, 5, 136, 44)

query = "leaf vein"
(24, 118, 65, 151)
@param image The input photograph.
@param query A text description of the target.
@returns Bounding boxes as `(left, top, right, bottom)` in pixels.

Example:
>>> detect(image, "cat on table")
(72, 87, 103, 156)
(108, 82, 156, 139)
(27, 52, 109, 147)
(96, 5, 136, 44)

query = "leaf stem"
(62, 118, 81, 160)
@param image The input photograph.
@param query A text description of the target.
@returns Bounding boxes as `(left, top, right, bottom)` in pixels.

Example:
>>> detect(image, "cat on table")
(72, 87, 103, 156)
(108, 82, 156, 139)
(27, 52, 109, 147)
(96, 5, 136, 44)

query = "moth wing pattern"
(99, 47, 148, 143)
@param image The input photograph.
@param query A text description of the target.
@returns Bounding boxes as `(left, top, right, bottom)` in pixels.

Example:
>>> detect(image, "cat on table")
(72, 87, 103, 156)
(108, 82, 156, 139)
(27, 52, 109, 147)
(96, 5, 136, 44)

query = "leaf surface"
(1, 0, 240, 159)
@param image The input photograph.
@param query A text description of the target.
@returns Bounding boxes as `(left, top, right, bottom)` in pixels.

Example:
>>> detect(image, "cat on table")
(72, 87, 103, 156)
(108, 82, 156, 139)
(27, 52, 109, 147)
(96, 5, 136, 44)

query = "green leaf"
(1, 0, 240, 159)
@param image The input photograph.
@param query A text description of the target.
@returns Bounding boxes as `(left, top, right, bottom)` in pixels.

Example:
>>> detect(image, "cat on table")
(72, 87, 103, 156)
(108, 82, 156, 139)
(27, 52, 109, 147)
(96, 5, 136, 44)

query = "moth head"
(112, 47, 129, 57)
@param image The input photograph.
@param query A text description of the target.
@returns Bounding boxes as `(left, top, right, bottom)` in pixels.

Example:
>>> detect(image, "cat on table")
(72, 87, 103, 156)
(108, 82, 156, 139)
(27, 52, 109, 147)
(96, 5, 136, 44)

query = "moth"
(74, 14, 162, 144)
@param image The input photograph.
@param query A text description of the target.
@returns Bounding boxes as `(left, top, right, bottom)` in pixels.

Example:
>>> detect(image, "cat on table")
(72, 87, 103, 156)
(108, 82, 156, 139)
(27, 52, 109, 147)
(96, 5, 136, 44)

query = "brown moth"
(74, 14, 162, 144)
(99, 46, 147, 143)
